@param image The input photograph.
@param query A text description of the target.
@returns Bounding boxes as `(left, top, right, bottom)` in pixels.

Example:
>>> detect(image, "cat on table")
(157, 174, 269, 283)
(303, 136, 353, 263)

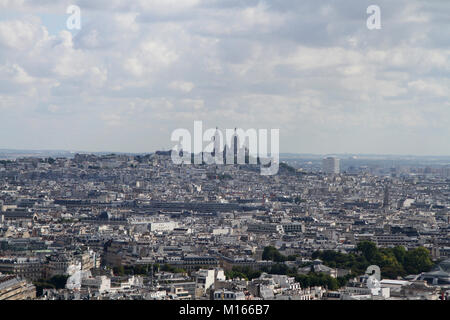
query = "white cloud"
(0, 0, 449, 154)
(408, 80, 449, 97)
(0, 63, 34, 84)
(170, 81, 195, 93)
(0, 18, 46, 50)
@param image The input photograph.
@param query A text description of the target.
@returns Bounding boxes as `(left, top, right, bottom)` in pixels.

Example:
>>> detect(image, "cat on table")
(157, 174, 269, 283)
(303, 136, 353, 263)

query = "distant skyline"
(3, 148, 450, 160)
(1, 1, 449, 155)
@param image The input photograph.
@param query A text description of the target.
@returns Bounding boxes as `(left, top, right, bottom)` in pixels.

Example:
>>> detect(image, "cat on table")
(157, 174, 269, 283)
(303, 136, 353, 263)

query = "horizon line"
(2, 148, 450, 159)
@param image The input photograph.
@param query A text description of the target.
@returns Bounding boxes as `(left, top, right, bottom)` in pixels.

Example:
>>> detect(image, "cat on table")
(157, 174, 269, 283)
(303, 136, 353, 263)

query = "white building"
(81, 276, 111, 294)
(322, 157, 340, 174)
(195, 268, 226, 294)
(149, 221, 178, 232)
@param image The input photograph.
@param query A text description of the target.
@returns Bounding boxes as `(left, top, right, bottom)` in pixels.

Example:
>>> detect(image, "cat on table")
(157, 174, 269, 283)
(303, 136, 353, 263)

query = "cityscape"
(1, 0, 449, 308)
(0, 149, 449, 300)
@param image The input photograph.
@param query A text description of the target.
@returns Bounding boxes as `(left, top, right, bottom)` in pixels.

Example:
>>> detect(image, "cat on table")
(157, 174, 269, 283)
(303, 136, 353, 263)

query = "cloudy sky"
(0, 0, 449, 155)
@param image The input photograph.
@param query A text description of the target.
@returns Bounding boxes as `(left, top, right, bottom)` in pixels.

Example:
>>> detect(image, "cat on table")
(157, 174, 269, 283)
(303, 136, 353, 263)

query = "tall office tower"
(322, 157, 340, 174)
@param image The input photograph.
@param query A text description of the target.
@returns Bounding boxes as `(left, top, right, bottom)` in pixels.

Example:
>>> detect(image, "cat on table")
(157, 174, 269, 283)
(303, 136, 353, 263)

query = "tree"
(327, 276, 339, 291)
(269, 263, 289, 275)
(404, 247, 433, 275)
(33, 275, 69, 297)
(226, 267, 261, 280)
(392, 246, 407, 265)
(114, 265, 125, 276)
(311, 251, 320, 260)
(262, 246, 286, 262)
(48, 275, 70, 289)
(357, 241, 378, 262)
(314, 243, 433, 279)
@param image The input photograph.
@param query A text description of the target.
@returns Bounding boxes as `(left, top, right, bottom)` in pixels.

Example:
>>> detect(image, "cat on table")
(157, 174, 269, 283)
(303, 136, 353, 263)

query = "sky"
(0, 0, 449, 155)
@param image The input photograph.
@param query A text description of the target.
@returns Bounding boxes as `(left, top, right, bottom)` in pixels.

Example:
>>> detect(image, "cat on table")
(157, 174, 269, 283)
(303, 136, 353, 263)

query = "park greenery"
(225, 242, 434, 290)
(33, 242, 433, 295)
(224, 265, 347, 291)
(262, 246, 299, 262)
(312, 241, 434, 278)
(225, 246, 350, 290)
